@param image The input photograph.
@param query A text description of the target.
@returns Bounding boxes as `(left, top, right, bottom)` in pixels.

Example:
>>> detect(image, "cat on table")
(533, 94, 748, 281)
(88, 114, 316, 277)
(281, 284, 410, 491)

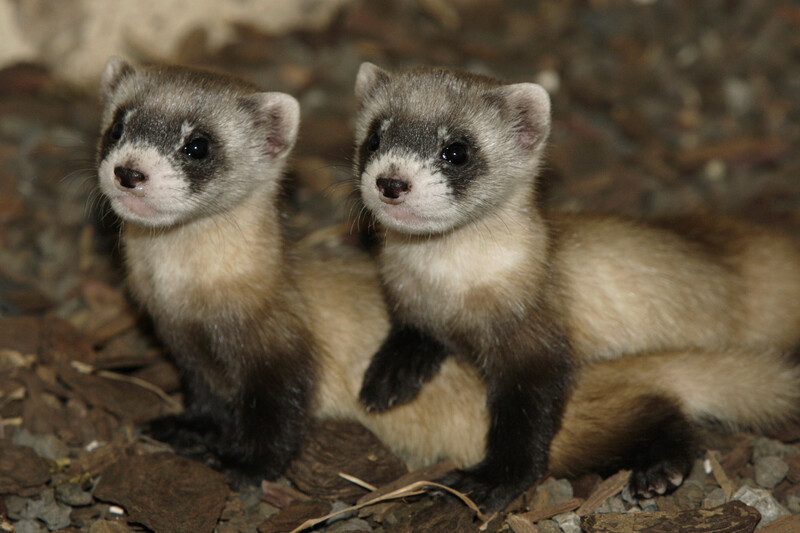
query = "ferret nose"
(376, 177, 409, 202)
(114, 166, 147, 189)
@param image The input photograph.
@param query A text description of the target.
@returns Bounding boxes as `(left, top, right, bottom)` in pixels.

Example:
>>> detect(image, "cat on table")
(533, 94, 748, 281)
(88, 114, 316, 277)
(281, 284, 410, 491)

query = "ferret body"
(354, 63, 800, 508)
(96, 59, 800, 508)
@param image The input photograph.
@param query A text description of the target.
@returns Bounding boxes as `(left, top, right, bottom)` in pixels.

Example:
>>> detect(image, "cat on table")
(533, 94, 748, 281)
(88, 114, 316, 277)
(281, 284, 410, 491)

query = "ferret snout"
(114, 166, 147, 189)
(376, 176, 410, 204)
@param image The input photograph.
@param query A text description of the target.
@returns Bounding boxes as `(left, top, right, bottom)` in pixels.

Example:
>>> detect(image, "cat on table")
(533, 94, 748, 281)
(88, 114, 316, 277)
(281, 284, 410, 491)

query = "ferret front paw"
(146, 413, 217, 459)
(359, 324, 447, 412)
(359, 351, 430, 412)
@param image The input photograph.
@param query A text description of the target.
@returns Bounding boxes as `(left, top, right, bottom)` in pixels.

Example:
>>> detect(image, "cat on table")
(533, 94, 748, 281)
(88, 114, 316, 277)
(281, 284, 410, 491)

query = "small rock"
(723, 78, 754, 116)
(673, 480, 705, 510)
(12, 428, 69, 461)
(553, 511, 581, 533)
(12, 519, 47, 533)
(733, 485, 790, 527)
(702, 487, 727, 509)
(88, 519, 130, 533)
(536, 519, 562, 533)
(595, 495, 625, 514)
(4, 495, 28, 520)
(55, 482, 93, 506)
(328, 517, 372, 532)
(754, 456, 788, 489)
(787, 495, 800, 514)
(751, 437, 800, 461)
(535, 478, 574, 506)
(638, 498, 658, 512)
(324, 501, 354, 525)
(26, 489, 72, 531)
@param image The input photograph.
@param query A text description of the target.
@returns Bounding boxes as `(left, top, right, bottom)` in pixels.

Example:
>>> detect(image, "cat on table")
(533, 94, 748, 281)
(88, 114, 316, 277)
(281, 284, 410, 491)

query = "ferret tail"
(549, 346, 800, 477)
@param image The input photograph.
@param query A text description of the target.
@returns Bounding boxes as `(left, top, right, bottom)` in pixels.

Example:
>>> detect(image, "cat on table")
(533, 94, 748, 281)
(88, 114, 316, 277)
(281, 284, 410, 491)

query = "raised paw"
(359, 352, 430, 412)
(358, 324, 447, 412)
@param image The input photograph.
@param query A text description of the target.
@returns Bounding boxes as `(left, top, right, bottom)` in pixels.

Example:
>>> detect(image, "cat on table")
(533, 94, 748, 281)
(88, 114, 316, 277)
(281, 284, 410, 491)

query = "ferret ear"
(490, 83, 551, 151)
(355, 62, 390, 101)
(244, 92, 300, 158)
(101, 56, 135, 98)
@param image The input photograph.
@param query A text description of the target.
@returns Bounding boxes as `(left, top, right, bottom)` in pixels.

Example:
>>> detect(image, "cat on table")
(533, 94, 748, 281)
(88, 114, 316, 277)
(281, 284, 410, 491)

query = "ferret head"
(96, 56, 300, 228)
(354, 63, 551, 235)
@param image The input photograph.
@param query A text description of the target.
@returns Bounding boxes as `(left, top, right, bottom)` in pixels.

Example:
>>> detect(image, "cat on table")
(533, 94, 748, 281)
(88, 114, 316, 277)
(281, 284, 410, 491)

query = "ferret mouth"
(377, 202, 453, 234)
(379, 202, 423, 223)
(112, 193, 163, 220)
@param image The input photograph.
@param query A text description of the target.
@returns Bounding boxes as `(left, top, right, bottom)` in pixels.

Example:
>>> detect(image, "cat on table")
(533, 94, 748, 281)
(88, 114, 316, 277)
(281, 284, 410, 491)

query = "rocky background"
(1, 0, 800, 532)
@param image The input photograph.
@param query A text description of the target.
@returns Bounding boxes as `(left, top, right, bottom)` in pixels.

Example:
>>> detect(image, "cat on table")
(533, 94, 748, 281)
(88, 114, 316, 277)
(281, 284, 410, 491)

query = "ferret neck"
(123, 184, 286, 298)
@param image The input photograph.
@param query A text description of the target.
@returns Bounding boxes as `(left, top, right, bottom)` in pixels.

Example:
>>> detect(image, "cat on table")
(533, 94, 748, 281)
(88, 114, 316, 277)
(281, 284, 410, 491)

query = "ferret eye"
(183, 137, 210, 160)
(367, 132, 380, 152)
(109, 121, 124, 141)
(441, 142, 469, 166)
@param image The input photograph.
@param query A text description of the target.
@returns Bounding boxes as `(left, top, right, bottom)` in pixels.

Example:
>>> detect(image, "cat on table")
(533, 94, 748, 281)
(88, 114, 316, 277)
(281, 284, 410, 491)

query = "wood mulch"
(2, 1, 800, 531)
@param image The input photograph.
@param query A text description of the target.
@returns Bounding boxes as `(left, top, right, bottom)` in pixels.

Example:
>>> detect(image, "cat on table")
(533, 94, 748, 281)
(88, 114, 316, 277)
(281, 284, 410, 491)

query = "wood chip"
(581, 501, 760, 533)
(759, 513, 800, 533)
(515, 497, 583, 523)
(66, 440, 133, 478)
(356, 460, 456, 505)
(285, 421, 408, 503)
(576, 470, 631, 516)
(258, 499, 331, 533)
(261, 480, 310, 509)
(94, 452, 229, 533)
(0, 441, 51, 496)
(506, 515, 540, 533)
(58, 362, 168, 423)
(707, 450, 736, 501)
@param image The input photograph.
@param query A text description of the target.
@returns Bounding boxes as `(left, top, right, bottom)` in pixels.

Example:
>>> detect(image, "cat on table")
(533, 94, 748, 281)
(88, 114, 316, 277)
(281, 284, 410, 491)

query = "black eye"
(109, 121, 124, 141)
(441, 142, 469, 166)
(183, 137, 210, 159)
(367, 132, 380, 152)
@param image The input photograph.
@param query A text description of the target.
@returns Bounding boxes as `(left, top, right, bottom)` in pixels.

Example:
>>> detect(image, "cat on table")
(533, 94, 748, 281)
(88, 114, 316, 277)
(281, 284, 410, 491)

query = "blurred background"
(1, 1, 799, 531)
(1, 0, 799, 304)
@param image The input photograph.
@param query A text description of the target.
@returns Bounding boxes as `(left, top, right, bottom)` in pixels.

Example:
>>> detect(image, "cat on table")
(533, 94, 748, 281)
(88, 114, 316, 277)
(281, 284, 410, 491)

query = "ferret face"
(354, 63, 551, 235)
(97, 57, 299, 228)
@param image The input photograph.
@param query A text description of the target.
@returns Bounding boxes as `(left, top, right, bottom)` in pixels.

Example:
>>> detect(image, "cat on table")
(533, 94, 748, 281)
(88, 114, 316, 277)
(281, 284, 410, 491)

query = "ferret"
(96, 58, 800, 510)
(354, 62, 800, 509)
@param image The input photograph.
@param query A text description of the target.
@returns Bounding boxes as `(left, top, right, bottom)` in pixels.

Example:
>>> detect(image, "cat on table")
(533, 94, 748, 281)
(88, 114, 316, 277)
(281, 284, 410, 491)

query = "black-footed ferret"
(354, 63, 800, 509)
(96, 59, 800, 510)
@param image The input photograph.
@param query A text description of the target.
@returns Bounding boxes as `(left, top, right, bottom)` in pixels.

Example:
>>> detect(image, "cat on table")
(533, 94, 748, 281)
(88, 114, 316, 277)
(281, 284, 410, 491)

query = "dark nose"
(376, 177, 409, 200)
(114, 166, 147, 188)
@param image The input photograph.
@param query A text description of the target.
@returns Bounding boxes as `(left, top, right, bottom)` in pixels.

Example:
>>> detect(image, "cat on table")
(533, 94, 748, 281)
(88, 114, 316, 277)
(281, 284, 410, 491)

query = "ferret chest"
(381, 230, 534, 327)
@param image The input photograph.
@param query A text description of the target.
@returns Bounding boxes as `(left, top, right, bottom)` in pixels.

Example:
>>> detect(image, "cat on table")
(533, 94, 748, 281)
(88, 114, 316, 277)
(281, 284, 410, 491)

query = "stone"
(754, 455, 788, 489)
(701, 487, 727, 510)
(12, 428, 69, 461)
(751, 437, 800, 461)
(25, 489, 72, 531)
(328, 517, 372, 532)
(536, 520, 562, 533)
(594, 495, 626, 514)
(786, 494, 800, 514)
(553, 511, 581, 533)
(672, 480, 705, 510)
(536, 478, 574, 506)
(13, 519, 47, 533)
(88, 520, 130, 533)
(733, 485, 790, 526)
(54, 482, 93, 507)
